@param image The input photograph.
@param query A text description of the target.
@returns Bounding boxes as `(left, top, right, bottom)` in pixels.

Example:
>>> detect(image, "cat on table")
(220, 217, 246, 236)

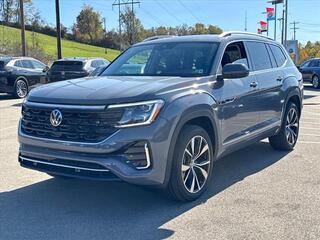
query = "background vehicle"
(18, 32, 303, 201)
(46, 57, 109, 83)
(298, 58, 320, 89)
(0, 57, 47, 98)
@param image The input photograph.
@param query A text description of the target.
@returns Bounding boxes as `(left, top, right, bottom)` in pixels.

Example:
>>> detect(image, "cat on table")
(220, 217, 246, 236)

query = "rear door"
(245, 41, 283, 129)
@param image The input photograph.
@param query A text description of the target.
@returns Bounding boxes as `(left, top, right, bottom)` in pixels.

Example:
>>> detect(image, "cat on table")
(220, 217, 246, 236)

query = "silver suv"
(18, 32, 303, 201)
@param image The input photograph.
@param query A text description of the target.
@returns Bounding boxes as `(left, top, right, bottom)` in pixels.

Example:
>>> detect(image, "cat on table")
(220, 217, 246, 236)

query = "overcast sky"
(32, 0, 320, 44)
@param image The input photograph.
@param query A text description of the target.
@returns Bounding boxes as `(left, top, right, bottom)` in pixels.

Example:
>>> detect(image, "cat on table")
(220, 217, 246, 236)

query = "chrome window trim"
(19, 156, 110, 172)
(25, 101, 106, 110)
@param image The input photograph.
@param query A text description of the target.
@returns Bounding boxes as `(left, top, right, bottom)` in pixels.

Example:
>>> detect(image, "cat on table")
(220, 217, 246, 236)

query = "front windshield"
(102, 42, 219, 77)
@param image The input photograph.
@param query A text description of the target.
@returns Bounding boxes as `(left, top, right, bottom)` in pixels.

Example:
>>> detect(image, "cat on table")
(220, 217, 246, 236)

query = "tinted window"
(50, 61, 84, 71)
(246, 42, 272, 71)
(21, 60, 34, 69)
(310, 60, 320, 67)
(91, 60, 100, 68)
(270, 44, 287, 67)
(102, 42, 219, 77)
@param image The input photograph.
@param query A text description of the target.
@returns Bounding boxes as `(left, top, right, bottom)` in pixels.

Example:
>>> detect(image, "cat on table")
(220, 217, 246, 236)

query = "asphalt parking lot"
(0, 86, 320, 240)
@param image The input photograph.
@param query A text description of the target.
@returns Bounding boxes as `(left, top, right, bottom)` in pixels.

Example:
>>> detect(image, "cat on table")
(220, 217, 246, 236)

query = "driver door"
(217, 41, 261, 145)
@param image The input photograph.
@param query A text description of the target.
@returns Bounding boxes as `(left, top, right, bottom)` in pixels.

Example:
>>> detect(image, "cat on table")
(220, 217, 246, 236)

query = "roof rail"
(219, 31, 273, 40)
(143, 35, 176, 42)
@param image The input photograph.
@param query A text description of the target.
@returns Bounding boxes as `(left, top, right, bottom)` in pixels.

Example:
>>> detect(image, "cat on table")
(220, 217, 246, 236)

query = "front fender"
(160, 91, 220, 187)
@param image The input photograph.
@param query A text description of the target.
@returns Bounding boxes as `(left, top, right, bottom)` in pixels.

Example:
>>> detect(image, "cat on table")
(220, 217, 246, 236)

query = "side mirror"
(43, 66, 49, 72)
(222, 63, 250, 79)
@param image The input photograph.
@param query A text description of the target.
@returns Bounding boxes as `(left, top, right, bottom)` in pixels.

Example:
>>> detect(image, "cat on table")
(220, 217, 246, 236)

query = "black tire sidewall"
(169, 125, 214, 201)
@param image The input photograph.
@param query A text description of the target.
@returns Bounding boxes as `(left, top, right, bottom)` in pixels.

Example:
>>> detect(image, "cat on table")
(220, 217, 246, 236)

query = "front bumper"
(18, 115, 173, 186)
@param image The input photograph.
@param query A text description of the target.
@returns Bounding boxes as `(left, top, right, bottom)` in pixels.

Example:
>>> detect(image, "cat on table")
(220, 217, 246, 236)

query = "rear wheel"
(14, 79, 28, 98)
(166, 125, 214, 202)
(312, 75, 320, 89)
(269, 102, 300, 151)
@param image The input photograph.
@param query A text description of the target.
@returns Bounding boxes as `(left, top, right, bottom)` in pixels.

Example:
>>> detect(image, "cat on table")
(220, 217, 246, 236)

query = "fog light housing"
(123, 142, 151, 170)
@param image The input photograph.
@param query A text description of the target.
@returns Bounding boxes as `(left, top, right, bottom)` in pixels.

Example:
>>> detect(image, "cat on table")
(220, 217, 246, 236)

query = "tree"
(73, 5, 104, 44)
(120, 6, 144, 47)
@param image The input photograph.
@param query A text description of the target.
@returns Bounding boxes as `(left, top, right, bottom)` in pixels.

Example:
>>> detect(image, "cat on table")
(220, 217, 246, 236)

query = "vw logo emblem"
(50, 109, 63, 127)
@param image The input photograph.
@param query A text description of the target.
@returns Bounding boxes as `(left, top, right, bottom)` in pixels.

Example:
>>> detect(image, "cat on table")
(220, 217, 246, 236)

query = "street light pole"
(55, 0, 62, 59)
(284, 0, 288, 43)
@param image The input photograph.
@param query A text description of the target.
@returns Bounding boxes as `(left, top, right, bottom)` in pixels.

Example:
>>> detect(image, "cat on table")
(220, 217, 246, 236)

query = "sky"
(32, 0, 320, 44)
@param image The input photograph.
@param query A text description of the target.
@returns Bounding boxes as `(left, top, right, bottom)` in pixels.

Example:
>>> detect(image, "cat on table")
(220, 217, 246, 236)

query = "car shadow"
(0, 93, 15, 100)
(0, 142, 289, 240)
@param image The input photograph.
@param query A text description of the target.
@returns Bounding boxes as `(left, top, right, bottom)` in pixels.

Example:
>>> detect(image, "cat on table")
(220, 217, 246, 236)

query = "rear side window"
(269, 44, 287, 67)
(246, 42, 272, 71)
(51, 61, 84, 71)
(14, 60, 23, 68)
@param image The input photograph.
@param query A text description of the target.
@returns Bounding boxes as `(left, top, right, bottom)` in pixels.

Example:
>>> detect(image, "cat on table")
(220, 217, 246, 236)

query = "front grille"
(21, 104, 123, 143)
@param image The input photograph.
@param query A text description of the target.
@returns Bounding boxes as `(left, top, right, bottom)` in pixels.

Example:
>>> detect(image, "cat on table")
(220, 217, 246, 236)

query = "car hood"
(27, 76, 198, 105)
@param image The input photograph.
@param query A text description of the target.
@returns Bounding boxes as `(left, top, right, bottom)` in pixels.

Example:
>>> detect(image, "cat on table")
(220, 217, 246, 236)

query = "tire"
(312, 75, 320, 89)
(14, 78, 28, 98)
(269, 102, 300, 151)
(166, 125, 214, 202)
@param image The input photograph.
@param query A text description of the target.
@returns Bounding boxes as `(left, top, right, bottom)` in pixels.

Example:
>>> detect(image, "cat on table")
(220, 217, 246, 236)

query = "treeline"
(299, 41, 320, 64)
(1, 1, 223, 50)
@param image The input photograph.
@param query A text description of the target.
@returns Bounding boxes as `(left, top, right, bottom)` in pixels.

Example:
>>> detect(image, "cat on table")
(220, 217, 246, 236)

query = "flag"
(266, 7, 275, 21)
(257, 28, 262, 34)
(260, 21, 268, 32)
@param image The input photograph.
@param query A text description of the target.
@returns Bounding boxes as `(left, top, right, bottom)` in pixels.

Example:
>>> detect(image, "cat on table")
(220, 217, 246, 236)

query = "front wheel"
(269, 102, 300, 151)
(14, 79, 28, 98)
(166, 125, 214, 202)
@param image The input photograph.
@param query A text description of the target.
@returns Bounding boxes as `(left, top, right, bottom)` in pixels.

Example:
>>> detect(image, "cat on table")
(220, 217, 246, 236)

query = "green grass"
(0, 25, 120, 61)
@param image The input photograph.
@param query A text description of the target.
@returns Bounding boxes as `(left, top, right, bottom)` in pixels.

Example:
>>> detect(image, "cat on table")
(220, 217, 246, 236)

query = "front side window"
(221, 41, 249, 69)
(31, 60, 45, 69)
(102, 42, 219, 77)
(269, 44, 287, 67)
(310, 60, 320, 67)
(300, 60, 310, 68)
(246, 42, 272, 71)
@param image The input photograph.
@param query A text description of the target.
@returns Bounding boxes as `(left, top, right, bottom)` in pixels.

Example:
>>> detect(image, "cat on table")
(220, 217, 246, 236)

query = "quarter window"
(269, 44, 287, 67)
(246, 42, 272, 71)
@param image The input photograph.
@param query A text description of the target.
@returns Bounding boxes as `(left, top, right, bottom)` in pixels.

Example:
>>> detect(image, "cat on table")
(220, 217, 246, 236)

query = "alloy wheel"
(16, 80, 28, 98)
(181, 135, 211, 193)
(285, 108, 299, 146)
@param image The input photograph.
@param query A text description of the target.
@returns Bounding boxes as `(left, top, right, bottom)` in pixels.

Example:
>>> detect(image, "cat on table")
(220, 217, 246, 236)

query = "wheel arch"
(283, 88, 302, 120)
(162, 103, 219, 187)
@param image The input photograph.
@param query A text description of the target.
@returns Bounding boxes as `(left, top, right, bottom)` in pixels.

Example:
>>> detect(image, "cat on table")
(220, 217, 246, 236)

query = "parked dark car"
(298, 58, 320, 89)
(47, 57, 110, 83)
(0, 57, 47, 98)
(19, 32, 303, 201)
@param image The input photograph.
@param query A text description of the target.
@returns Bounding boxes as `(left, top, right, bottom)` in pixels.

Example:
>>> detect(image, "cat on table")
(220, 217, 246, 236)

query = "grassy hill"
(0, 25, 120, 61)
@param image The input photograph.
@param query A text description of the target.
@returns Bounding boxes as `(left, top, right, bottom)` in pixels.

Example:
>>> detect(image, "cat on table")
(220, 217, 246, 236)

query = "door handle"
(277, 76, 284, 82)
(250, 82, 258, 88)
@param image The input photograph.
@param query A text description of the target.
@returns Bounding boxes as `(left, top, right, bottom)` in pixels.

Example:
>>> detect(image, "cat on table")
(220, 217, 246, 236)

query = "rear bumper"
(18, 116, 174, 186)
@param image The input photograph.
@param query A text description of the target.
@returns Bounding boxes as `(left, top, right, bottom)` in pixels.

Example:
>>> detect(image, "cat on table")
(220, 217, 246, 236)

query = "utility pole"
(290, 21, 300, 40)
(112, 0, 140, 50)
(284, 0, 288, 43)
(19, 0, 26, 56)
(103, 17, 107, 54)
(281, 6, 285, 44)
(55, 0, 62, 59)
(278, 17, 283, 43)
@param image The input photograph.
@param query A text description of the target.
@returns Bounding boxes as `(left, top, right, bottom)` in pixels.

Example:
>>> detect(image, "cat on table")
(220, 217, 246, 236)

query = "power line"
(153, 0, 183, 25)
(177, 0, 201, 23)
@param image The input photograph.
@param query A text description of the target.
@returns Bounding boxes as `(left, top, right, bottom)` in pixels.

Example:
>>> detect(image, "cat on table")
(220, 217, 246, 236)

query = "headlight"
(108, 100, 164, 128)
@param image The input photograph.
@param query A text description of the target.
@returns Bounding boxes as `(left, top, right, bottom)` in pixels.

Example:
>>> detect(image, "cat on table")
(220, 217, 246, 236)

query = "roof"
(0, 56, 36, 61)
